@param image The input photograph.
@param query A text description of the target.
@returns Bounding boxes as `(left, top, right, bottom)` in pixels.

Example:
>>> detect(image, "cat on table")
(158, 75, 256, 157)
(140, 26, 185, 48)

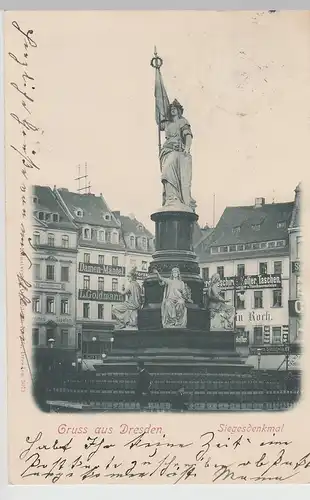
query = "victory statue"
(151, 49, 196, 212)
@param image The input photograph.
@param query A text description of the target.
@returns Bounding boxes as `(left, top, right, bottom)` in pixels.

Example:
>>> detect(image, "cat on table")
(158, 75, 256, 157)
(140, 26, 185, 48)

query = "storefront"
(76, 321, 115, 370)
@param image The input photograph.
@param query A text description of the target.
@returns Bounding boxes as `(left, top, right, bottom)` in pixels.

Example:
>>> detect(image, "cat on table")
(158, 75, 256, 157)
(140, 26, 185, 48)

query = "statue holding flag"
(151, 49, 196, 212)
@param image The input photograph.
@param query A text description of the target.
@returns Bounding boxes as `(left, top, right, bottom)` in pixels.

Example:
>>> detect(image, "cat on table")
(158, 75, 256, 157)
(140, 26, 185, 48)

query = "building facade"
(55, 189, 154, 364)
(31, 186, 78, 350)
(197, 197, 294, 349)
(288, 183, 302, 343)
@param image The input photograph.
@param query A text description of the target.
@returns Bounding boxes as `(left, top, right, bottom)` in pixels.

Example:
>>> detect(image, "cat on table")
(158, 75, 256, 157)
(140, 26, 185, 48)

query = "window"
(297, 236, 301, 258)
(47, 234, 55, 247)
(98, 304, 104, 319)
(52, 214, 59, 222)
(46, 297, 55, 314)
(46, 264, 55, 281)
(98, 277, 104, 290)
(76, 209, 83, 217)
(232, 226, 240, 234)
(112, 256, 118, 267)
(277, 221, 286, 229)
(61, 266, 69, 282)
(254, 291, 263, 309)
(142, 261, 148, 271)
(33, 232, 40, 245)
(84, 253, 90, 263)
(237, 244, 244, 251)
(237, 264, 245, 277)
(103, 213, 111, 221)
(260, 242, 267, 249)
(60, 298, 69, 314)
(32, 196, 38, 204)
(236, 292, 245, 310)
(217, 266, 224, 279)
(274, 261, 282, 275)
(98, 230, 105, 242)
(106, 231, 111, 243)
(137, 224, 143, 231)
(91, 229, 97, 239)
(268, 241, 275, 248)
(98, 254, 105, 265)
(45, 213, 51, 222)
(253, 326, 263, 345)
(62, 235, 69, 248)
(61, 329, 69, 346)
(259, 262, 267, 274)
(229, 245, 237, 252)
(245, 243, 252, 250)
(83, 303, 90, 318)
(142, 237, 147, 249)
(252, 243, 260, 250)
(32, 328, 39, 346)
(219, 246, 228, 253)
(272, 326, 282, 344)
(272, 289, 282, 307)
(112, 231, 119, 244)
(202, 267, 209, 281)
(251, 224, 261, 231)
(130, 235, 135, 248)
(32, 297, 40, 313)
(211, 247, 218, 254)
(83, 228, 90, 239)
(112, 278, 118, 292)
(38, 212, 44, 220)
(33, 263, 41, 280)
(83, 275, 90, 290)
(276, 240, 285, 248)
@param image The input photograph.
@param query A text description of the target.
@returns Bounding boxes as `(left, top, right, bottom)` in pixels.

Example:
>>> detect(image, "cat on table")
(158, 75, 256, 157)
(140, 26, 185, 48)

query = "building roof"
(197, 200, 294, 262)
(56, 188, 120, 228)
(32, 185, 77, 231)
(117, 214, 153, 239)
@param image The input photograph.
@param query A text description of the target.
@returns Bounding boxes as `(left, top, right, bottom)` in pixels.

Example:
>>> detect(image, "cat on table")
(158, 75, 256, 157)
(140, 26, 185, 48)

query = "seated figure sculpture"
(112, 267, 142, 329)
(154, 267, 192, 328)
(204, 273, 235, 331)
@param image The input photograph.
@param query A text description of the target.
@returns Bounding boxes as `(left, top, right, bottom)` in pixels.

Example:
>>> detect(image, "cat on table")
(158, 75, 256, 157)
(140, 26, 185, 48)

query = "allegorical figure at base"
(154, 267, 192, 328)
(205, 273, 235, 331)
(112, 267, 142, 329)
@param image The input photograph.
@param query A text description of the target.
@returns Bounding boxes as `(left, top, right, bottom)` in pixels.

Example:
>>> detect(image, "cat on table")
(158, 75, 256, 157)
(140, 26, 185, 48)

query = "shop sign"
(235, 330, 249, 346)
(249, 345, 291, 355)
(289, 299, 303, 317)
(291, 261, 300, 274)
(78, 289, 124, 302)
(78, 262, 125, 276)
(206, 274, 282, 291)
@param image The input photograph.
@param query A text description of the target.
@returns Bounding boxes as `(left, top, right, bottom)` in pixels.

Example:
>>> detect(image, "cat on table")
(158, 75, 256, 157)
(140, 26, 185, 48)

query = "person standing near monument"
(135, 361, 152, 411)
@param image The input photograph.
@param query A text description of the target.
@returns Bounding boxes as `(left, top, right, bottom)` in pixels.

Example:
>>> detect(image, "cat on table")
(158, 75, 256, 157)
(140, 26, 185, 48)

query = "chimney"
(129, 213, 135, 220)
(113, 210, 121, 218)
(254, 197, 265, 208)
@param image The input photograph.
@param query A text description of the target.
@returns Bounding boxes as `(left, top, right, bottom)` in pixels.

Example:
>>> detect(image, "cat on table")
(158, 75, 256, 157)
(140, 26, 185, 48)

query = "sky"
(7, 10, 310, 230)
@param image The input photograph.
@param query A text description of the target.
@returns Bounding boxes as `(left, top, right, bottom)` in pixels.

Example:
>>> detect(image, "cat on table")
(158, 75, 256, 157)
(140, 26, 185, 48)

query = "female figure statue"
(154, 267, 192, 328)
(112, 267, 142, 329)
(159, 99, 196, 211)
(205, 273, 235, 331)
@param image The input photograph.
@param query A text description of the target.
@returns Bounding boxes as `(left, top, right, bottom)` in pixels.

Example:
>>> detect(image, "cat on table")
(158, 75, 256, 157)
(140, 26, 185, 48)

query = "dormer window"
(251, 224, 261, 231)
(142, 237, 147, 249)
(32, 196, 38, 204)
(75, 208, 83, 217)
(130, 235, 135, 249)
(83, 228, 91, 239)
(45, 213, 51, 222)
(112, 231, 119, 244)
(52, 213, 59, 222)
(232, 226, 240, 234)
(277, 221, 286, 229)
(38, 211, 44, 220)
(47, 233, 55, 247)
(103, 213, 111, 221)
(137, 224, 143, 231)
(98, 230, 105, 242)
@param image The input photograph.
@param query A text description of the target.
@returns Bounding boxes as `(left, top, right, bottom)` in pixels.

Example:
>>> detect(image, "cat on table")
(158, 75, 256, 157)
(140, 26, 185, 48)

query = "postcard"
(4, 9, 310, 485)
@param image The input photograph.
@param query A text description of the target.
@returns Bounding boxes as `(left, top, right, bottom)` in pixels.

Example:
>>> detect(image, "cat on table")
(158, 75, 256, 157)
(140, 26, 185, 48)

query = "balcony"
(34, 281, 65, 291)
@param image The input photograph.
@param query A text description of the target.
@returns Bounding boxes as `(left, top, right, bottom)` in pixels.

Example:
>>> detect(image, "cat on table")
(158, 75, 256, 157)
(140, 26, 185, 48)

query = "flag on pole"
(154, 66, 170, 126)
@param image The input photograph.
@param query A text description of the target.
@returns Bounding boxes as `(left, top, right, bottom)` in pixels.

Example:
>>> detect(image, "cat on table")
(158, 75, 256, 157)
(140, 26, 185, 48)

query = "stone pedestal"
(138, 207, 209, 330)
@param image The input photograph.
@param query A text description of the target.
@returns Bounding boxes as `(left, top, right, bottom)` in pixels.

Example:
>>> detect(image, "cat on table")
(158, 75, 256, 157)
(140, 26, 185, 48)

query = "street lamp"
(257, 348, 262, 371)
(77, 357, 82, 372)
(101, 353, 107, 362)
(110, 337, 114, 353)
(92, 336, 97, 342)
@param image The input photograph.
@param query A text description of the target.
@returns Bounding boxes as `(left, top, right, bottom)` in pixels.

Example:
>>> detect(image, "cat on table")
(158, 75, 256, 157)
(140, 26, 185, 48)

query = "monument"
(138, 48, 209, 332)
